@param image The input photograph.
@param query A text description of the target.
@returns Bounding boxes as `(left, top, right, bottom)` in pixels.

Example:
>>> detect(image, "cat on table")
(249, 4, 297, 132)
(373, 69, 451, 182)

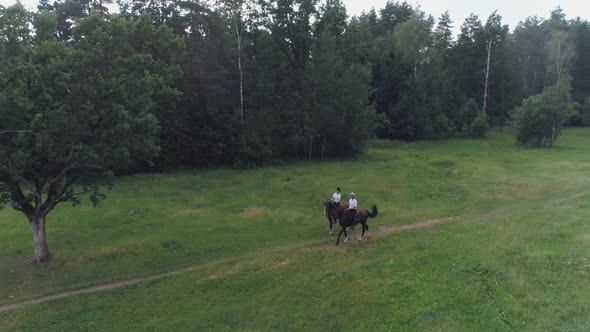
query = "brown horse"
(323, 200, 340, 235)
(335, 204, 378, 245)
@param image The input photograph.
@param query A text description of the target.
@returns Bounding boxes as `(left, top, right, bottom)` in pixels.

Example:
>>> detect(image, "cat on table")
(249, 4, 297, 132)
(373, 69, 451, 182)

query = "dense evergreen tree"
(571, 19, 590, 104)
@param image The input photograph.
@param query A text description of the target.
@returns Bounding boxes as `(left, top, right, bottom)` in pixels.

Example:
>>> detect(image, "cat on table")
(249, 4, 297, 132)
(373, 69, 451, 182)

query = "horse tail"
(366, 205, 378, 218)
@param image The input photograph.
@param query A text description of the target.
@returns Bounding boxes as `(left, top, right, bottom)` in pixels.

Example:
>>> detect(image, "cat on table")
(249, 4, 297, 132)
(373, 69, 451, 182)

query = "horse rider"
(348, 192, 358, 224)
(331, 187, 342, 208)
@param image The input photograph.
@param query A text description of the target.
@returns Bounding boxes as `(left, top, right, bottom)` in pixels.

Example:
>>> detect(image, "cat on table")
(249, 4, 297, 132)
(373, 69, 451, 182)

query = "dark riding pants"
(350, 209, 358, 225)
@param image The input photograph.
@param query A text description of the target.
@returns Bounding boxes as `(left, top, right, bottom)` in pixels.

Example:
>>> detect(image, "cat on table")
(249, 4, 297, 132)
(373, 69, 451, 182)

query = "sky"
(344, 0, 590, 32)
(2, 0, 590, 33)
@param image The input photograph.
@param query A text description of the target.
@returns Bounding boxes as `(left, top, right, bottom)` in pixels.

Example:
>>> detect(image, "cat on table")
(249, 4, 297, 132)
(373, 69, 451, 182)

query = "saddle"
(350, 211, 361, 224)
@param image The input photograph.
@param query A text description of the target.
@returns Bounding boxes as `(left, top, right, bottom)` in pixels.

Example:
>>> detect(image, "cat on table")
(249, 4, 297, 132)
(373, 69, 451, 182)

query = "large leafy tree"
(545, 29, 575, 85)
(0, 3, 32, 60)
(393, 14, 435, 80)
(0, 12, 183, 263)
(38, 0, 115, 42)
(512, 82, 574, 147)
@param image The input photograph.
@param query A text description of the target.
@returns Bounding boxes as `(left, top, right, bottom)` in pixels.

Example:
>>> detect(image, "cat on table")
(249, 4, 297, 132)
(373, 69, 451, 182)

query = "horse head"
(323, 200, 333, 216)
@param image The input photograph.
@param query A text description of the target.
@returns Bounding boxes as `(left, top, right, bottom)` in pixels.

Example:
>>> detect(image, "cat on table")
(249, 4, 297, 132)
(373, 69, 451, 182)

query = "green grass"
(2, 129, 590, 330)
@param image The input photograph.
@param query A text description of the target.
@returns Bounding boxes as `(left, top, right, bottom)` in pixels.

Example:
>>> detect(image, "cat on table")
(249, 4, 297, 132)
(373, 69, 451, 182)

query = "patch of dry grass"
(174, 208, 201, 218)
(240, 207, 270, 218)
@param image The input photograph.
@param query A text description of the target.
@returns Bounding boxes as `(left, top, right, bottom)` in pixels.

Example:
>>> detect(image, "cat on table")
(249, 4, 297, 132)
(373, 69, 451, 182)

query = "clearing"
(2, 130, 590, 330)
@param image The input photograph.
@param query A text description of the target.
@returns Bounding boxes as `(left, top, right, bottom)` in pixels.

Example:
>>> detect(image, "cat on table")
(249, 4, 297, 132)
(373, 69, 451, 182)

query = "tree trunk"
(482, 40, 492, 114)
(234, 17, 245, 124)
(551, 121, 556, 147)
(239, 55, 244, 123)
(31, 215, 50, 264)
(556, 40, 562, 84)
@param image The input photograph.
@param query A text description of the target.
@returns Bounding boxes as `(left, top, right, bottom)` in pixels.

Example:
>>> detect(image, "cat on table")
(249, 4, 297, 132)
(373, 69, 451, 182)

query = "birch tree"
(545, 29, 574, 85)
(481, 11, 508, 114)
(393, 14, 435, 80)
(218, 0, 255, 124)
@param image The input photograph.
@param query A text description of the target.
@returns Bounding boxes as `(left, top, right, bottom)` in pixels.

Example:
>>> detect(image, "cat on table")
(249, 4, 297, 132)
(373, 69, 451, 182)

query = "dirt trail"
(0, 216, 456, 313)
(377, 217, 453, 234)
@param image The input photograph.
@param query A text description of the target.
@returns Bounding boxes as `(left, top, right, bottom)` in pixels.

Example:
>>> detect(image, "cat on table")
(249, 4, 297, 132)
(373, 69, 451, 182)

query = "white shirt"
(332, 192, 341, 203)
(349, 198, 357, 209)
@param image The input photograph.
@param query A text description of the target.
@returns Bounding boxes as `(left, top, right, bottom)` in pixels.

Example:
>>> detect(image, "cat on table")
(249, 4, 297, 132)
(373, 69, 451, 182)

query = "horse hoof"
(330, 232, 334, 236)
(344, 238, 349, 243)
(358, 237, 363, 241)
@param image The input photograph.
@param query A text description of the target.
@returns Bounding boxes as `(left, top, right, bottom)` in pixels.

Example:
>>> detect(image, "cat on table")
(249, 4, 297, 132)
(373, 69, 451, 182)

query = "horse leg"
(359, 222, 367, 240)
(336, 227, 345, 245)
(329, 217, 334, 235)
(344, 227, 349, 243)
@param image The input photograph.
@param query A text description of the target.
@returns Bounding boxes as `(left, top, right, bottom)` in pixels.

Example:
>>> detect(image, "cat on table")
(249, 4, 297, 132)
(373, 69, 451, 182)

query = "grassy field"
(2, 129, 590, 330)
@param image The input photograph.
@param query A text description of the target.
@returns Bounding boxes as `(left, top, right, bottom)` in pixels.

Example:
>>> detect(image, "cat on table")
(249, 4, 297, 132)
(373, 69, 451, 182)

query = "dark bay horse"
(323, 200, 340, 235)
(335, 205, 378, 245)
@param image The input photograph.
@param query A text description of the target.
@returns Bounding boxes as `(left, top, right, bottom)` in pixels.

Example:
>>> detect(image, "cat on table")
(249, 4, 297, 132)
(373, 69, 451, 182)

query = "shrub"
(511, 83, 574, 148)
(468, 112, 488, 138)
(579, 97, 590, 126)
(233, 132, 273, 168)
(459, 99, 479, 132)
(434, 112, 456, 136)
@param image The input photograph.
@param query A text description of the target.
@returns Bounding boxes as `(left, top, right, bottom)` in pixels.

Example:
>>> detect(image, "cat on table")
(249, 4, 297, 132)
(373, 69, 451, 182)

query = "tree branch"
(3, 178, 35, 215)
(43, 175, 77, 215)
(17, 176, 41, 200)
(47, 162, 79, 185)
(0, 130, 31, 135)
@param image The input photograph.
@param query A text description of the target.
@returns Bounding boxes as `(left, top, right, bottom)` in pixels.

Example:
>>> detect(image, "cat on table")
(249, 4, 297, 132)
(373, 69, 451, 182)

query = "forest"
(1, 0, 590, 170)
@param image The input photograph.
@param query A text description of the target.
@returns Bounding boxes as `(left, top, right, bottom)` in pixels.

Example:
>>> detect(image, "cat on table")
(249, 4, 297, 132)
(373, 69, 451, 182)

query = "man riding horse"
(348, 192, 358, 225)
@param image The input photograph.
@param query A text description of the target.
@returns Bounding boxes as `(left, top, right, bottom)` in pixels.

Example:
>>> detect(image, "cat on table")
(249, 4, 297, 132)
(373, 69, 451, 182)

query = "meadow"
(2, 129, 590, 331)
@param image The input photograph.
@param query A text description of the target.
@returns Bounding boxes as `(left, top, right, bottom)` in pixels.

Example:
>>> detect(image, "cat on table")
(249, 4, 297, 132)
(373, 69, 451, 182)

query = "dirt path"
(377, 217, 453, 234)
(0, 216, 456, 313)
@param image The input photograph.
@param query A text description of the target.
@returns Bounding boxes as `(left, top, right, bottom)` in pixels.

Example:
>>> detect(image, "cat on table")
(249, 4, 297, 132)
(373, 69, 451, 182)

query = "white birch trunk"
(483, 40, 492, 114)
(235, 19, 245, 124)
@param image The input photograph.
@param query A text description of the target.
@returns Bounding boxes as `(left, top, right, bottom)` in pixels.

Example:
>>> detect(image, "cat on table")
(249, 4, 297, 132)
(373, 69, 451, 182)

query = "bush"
(233, 132, 273, 168)
(459, 99, 479, 132)
(578, 97, 590, 126)
(468, 112, 488, 138)
(511, 83, 574, 148)
(434, 112, 457, 136)
(469, 112, 488, 138)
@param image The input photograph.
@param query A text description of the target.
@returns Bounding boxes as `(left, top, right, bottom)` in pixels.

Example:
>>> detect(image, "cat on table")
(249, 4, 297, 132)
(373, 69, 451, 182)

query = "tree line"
(1, 0, 590, 262)
(3, 1, 590, 166)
